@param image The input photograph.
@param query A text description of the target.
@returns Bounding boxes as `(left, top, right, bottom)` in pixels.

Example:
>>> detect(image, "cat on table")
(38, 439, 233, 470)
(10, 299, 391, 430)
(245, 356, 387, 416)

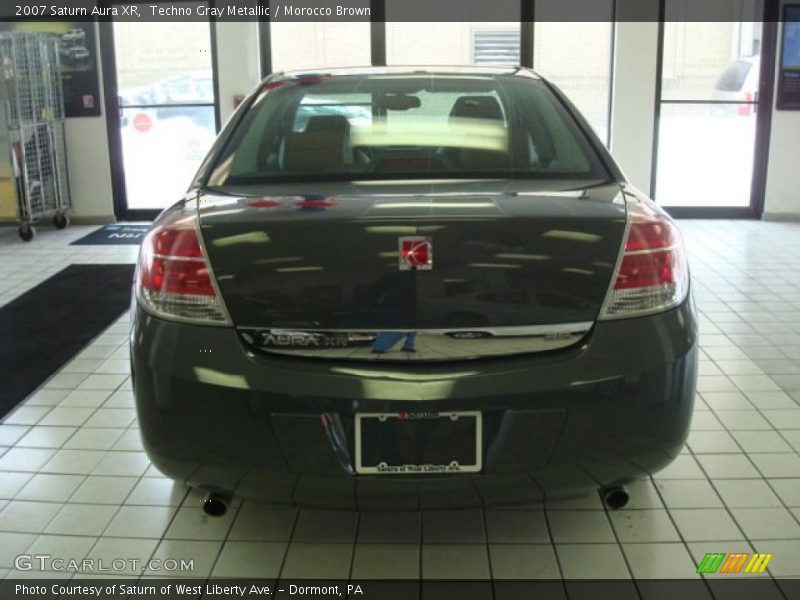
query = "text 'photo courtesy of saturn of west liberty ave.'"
(11, 583, 365, 597)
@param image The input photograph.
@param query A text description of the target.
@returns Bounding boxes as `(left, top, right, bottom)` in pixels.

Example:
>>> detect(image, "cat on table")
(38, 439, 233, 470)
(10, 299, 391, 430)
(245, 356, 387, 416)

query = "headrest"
(449, 95, 504, 121)
(304, 114, 351, 133)
(282, 129, 347, 171)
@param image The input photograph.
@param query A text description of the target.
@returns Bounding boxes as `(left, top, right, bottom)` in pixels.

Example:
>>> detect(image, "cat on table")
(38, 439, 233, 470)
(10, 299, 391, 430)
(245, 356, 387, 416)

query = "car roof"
(269, 65, 542, 82)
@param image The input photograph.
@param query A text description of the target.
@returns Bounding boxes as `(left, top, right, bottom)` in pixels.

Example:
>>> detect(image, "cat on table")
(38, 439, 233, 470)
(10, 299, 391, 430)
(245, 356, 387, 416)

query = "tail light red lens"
(614, 250, 678, 290)
(139, 255, 216, 297)
(738, 92, 753, 116)
(136, 215, 229, 324)
(599, 201, 689, 320)
(150, 228, 205, 258)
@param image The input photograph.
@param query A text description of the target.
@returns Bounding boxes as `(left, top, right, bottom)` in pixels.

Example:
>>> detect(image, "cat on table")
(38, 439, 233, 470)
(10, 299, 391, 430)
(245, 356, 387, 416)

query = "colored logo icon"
(696, 552, 773, 574)
(399, 236, 433, 270)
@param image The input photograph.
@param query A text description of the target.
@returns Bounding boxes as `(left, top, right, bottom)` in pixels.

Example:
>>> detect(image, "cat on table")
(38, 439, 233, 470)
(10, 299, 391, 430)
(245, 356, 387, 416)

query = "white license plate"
(355, 411, 482, 475)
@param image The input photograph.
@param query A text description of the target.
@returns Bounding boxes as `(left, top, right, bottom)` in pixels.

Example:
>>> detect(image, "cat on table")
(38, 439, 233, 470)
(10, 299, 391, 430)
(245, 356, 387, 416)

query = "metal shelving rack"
(0, 32, 71, 241)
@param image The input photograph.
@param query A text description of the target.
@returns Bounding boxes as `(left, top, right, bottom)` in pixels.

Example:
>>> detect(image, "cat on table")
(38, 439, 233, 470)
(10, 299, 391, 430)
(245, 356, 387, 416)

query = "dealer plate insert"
(354, 411, 482, 475)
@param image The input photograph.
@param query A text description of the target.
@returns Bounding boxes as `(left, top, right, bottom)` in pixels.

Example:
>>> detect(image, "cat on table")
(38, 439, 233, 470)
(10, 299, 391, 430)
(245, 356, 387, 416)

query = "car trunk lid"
(198, 180, 626, 360)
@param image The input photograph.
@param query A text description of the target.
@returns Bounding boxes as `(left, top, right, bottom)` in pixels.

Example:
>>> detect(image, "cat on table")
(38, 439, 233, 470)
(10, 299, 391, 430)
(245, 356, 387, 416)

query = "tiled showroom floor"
(0, 220, 799, 590)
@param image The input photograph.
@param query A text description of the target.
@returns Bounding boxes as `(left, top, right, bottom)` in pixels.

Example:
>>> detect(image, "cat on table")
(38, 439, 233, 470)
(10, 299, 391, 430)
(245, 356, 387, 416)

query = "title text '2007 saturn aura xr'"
(131, 66, 697, 513)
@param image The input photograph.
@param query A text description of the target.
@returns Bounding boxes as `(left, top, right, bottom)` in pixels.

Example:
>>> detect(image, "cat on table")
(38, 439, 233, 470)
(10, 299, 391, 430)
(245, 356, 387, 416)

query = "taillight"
(599, 201, 689, 320)
(738, 92, 753, 116)
(135, 213, 230, 325)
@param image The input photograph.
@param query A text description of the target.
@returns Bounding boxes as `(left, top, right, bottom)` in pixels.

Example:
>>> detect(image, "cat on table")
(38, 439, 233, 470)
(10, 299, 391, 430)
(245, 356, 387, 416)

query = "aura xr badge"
(399, 236, 433, 270)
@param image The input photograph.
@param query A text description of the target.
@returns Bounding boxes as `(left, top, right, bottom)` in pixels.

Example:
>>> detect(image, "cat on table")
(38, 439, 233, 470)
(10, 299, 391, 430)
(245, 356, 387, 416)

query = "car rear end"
(130, 68, 697, 508)
(712, 56, 760, 116)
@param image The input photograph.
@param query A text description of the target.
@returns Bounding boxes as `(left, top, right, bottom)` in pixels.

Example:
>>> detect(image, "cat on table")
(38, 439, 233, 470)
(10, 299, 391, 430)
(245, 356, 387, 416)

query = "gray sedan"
(130, 66, 697, 513)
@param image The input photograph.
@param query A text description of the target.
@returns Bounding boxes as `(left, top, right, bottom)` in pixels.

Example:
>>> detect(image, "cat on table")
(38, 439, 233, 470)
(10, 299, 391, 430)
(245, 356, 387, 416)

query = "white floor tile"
(104, 505, 177, 539)
(546, 510, 615, 544)
(669, 508, 744, 541)
(15, 473, 84, 502)
(0, 500, 62, 533)
(40, 449, 106, 475)
(609, 509, 681, 543)
(557, 544, 631, 579)
(70, 475, 138, 505)
(44, 503, 118, 536)
(16, 426, 77, 449)
(623, 542, 700, 579)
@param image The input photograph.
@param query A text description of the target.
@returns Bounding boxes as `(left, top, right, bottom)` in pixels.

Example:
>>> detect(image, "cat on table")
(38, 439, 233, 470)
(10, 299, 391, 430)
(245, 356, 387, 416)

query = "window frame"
(100, 0, 222, 221)
(256, 2, 615, 147)
(650, 0, 780, 218)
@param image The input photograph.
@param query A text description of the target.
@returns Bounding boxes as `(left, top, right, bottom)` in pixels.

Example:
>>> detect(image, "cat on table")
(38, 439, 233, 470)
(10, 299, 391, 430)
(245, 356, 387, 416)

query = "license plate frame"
(354, 411, 482, 475)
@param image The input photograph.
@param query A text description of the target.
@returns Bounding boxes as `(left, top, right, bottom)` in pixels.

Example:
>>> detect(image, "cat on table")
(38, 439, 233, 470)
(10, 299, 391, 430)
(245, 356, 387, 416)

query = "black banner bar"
(0, 0, 781, 22)
(2, 578, 800, 599)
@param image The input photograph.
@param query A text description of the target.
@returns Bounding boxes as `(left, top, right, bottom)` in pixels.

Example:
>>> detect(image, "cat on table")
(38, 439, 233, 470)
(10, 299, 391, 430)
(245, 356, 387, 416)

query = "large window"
(654, 0, 764, 208)
(383, 3, 613, 145)
(259, 1, 614, 147)
(269, 21, 371, 71)
(386, 23, 521, 66)
(533, 21, 614, 143)
(385, 0, 521, 65)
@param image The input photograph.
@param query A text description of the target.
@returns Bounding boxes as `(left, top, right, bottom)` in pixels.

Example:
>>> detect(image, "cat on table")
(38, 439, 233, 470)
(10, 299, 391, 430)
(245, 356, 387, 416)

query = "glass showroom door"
(106, 2, 218, 218)
(654, 0, 767, 211)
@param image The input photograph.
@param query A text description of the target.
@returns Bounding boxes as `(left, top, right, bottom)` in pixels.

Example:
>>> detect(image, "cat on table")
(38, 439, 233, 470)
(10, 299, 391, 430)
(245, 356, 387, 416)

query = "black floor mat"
(71, 223, 150, 245)
(0, 264, 135, 421)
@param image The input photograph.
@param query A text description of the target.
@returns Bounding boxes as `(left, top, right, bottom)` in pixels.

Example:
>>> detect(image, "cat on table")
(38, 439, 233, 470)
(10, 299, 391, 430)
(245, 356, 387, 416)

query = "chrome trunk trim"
(238, 322, 593, 362)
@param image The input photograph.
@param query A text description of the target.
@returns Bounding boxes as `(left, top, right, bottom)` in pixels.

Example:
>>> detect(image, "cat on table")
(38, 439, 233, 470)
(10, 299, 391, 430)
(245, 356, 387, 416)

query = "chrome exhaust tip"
(601, 486, 630, 510)
(202, 492, 230, 517)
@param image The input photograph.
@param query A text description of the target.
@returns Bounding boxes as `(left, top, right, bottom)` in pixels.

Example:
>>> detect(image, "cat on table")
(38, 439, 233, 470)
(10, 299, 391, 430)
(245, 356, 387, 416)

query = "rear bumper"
(131, 297, 698, 508)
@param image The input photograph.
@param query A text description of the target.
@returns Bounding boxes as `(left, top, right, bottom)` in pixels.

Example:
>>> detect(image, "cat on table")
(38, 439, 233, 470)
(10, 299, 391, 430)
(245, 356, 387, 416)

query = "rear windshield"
(207, 73, 609, 185)
(715, 60, 752, 92)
